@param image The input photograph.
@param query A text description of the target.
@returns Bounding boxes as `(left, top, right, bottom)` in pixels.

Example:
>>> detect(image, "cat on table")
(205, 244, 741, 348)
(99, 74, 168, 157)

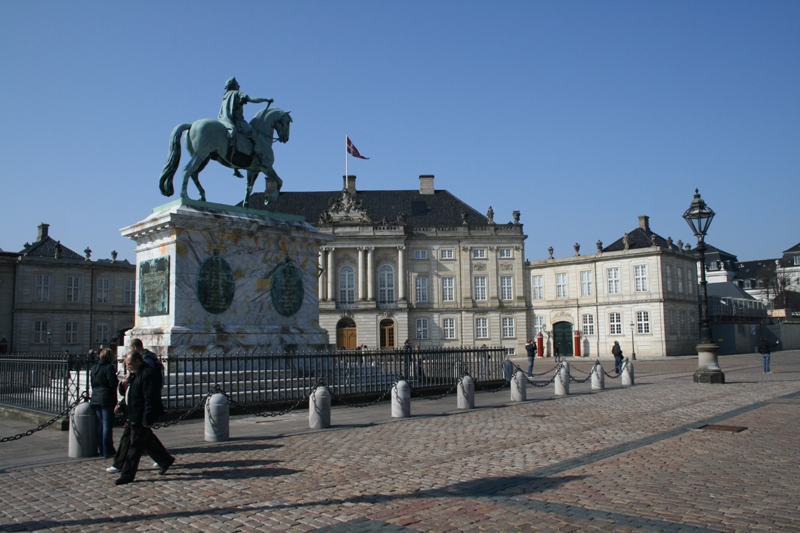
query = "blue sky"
(1, 1, 798, 264)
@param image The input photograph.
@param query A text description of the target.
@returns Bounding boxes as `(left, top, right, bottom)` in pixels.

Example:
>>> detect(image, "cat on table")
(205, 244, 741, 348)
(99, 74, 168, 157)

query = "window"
(34, 321, 48, 344)
(665, 265, 673, 292)
(690, 312, 697, 335)
(442, 318, 456, 339)
(556, 273, 568, 298)
(502, 317, 515, 338)
(413, 250, 428, 260)
(582, 314, 595, 335)
(472, 248, 486, 259)
(441, 277, 455, 302)
(677, 267, 683, 293)
(687, 270, 694, 295)
(580, 271, 592, 297)
(124, 280, 136, 305)
(669, 310, 677, 334)
(500, 276, 513, 300)
(35, 275, 50, 302)
(636, 311, 650, 334)
(415, 277, 428, 303)
(609, 312, 622, 335)
(534, 316, 546, 334)
(65, 321, 79, 344)
(415, 319, 429, 340)
(473, 276, 487, 301)
(378, 265, 395, 304)
(66, 276, 81, 303)
(498, 248, 513, 259)
(794, 255, 800, 266)
(97, 278, 110, 304)
(634, 265, 648, 292)
(532, 275, 544, 300)
(95, 323, 110, 344)
(475, 317, 488, 339)
(680, 311, 687, 334)
(440, 249, 454, 260)
(607, 268, 620, 294)
(339, 266, 355, 304)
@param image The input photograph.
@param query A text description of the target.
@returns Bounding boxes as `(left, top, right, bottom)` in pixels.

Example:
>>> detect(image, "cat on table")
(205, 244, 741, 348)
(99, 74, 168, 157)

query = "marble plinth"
(121, 199, 332, 356)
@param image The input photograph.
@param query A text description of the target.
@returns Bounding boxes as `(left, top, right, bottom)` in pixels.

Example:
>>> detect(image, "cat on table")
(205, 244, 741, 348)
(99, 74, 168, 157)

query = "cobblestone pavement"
(0, 353, 798, 532)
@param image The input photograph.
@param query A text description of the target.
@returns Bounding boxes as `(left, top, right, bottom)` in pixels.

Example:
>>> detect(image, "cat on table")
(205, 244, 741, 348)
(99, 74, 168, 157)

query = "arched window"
(339, 265, 355, 304)
(378, 264, 395, 304)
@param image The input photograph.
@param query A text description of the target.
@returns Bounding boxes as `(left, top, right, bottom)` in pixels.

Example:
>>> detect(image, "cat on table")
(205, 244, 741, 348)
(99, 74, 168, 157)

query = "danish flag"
(346, 137, 369, 160)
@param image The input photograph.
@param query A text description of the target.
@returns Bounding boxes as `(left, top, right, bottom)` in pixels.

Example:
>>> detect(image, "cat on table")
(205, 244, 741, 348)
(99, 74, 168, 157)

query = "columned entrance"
(336, 318, 357, 350)
(553, 321, 574, 357)
(379, 319, 396, 349)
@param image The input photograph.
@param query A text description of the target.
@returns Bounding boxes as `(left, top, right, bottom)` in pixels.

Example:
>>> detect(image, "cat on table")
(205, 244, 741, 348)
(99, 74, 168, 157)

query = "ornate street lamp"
(683, 189, 724, 383)
(629, 322, 637, 360)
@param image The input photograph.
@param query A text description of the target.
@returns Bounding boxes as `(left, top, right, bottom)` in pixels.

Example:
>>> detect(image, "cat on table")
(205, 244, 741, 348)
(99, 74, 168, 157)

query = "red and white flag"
(346, 136, 369, 160)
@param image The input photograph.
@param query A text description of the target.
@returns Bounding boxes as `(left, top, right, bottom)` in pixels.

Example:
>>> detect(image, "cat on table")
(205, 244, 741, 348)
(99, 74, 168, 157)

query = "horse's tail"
(159, 123, 191, 197)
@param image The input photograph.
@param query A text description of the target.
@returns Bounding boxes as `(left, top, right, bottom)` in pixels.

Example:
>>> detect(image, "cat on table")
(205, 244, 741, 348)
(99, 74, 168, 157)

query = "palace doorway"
(379, 319, 396, 349)
(553, 321, 574, 357)
(336, 318, 357, 350)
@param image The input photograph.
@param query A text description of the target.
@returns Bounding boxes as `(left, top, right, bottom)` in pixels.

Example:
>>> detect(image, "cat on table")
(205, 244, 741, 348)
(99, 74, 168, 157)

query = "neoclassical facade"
(253, 175, 529, 354)
(0, 224, 135, 354)
(526, 216, 701, 358)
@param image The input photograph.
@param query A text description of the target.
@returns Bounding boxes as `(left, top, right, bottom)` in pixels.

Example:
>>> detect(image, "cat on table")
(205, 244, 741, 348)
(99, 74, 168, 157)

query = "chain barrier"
(224, 381, 321, 418)
(0, 392, 88, 444)
(329, 382, 395, 409)
(513, 363, 559, 388)
(412, 379, 460, 401)
(153, 387, 217, 429)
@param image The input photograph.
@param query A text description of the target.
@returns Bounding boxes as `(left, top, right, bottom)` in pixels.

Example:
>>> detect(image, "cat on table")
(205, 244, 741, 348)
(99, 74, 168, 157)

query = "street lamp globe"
(683, 189, 715, 239)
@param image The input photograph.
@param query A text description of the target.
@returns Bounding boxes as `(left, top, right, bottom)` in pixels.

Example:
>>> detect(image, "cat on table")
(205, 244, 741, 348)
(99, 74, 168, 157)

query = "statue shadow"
(175, 440, 283, 454)
(1, 472, 582, 531)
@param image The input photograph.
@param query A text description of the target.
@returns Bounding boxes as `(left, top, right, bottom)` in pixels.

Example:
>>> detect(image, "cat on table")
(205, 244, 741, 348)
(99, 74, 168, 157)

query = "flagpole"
(345, 134, 348, 188)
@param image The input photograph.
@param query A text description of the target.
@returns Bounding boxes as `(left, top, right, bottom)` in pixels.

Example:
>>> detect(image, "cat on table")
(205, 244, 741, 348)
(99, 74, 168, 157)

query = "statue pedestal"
(121, 199, 331, 356)
(693, 342, 725, 384)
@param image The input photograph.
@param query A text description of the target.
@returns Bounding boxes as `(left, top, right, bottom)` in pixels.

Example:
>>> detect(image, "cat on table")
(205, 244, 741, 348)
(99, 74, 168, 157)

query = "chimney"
(37, 223, 49, 242)
(419, 174, 435, 195)
(343, 175, 356, 194)
(638, 215, 650, 232)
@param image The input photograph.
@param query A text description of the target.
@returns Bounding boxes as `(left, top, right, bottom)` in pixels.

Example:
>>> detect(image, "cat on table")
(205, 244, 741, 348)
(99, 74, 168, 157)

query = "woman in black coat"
(90, 348, 119, 457)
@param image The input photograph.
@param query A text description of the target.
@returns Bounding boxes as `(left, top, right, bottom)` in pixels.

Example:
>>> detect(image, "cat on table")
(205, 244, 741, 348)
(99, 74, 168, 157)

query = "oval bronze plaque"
(196, 252, 235, 314)
(271, 260, 304, 317)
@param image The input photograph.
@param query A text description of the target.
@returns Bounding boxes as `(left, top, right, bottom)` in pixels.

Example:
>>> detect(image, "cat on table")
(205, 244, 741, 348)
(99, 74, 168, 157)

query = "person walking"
(757, 336, 780, 374)
(114, 351, 174, 485)
(525, 339, 537, 377)
(612, 341, 624, 374)
(90, 348, 118, 458)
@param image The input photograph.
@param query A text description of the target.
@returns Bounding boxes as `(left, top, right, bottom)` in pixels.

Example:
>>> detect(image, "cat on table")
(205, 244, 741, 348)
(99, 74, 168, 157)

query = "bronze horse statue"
(158, 106, 292, 207)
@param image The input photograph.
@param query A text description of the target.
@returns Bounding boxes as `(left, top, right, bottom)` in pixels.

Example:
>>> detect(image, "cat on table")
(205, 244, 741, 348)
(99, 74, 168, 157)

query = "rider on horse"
(219, 77, 273, 178)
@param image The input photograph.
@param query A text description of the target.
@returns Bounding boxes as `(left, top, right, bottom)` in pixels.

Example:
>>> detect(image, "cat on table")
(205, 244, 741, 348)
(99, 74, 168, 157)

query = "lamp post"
(629, 322, 637, 360)
(683, 189, 724, 384)
(47, 330, 52, 357)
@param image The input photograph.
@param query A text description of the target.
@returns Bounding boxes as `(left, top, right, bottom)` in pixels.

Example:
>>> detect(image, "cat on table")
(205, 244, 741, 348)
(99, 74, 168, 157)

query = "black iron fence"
(0, 347, 508, 414)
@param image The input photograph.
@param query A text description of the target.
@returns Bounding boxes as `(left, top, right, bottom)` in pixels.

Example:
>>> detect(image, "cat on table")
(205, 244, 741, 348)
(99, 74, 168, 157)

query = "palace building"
(251, 175, 529, 355)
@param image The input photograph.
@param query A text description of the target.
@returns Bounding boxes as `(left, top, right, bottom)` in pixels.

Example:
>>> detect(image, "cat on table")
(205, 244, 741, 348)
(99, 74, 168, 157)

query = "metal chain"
(224, 382, 321, 418)
(329, 382, 394, 408)
(153, 387, 217, 429)
(0, 392, 88, 443)
(412, 379, 460, 401)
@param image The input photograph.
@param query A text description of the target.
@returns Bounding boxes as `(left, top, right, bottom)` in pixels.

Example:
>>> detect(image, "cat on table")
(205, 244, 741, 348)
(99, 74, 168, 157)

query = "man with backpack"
(757, 336, 780, 374)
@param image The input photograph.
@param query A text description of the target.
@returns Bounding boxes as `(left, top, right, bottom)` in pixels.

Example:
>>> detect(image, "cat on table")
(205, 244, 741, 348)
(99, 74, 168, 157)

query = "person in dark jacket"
(115, 351, 174, 485)
(612, 341, 624, 374)
(525, 340, 537, 377)
(757, 336, 780, 374)
(90, 348, 119, 458)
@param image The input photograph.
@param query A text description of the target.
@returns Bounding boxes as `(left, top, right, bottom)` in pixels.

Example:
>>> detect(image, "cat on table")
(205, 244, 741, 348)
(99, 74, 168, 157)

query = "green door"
(553, 322, 573, 357)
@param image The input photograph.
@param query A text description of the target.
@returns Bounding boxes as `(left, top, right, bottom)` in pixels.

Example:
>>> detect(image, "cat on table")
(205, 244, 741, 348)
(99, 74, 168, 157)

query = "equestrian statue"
(159, 77, 292, 208)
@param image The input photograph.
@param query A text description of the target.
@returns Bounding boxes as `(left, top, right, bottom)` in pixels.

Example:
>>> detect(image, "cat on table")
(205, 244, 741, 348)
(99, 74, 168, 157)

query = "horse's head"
(251, 107, 292, 143)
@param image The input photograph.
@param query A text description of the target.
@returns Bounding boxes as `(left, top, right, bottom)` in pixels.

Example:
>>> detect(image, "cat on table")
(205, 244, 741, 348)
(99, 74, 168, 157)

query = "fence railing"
(0, 353, 92, 415)
(0, 347, 508, 414)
